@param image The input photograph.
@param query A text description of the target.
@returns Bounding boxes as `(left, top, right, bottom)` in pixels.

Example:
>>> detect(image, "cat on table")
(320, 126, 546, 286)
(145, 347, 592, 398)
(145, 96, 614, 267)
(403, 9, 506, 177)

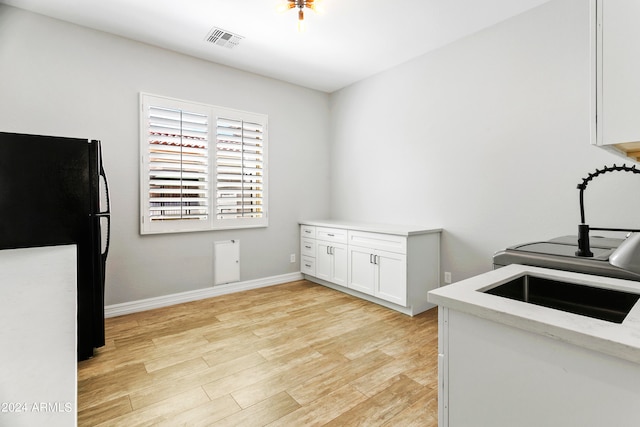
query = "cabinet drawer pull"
(328, 233, 335, 237)
(305, 245, 311, 249)
(305, 263, 312, 268)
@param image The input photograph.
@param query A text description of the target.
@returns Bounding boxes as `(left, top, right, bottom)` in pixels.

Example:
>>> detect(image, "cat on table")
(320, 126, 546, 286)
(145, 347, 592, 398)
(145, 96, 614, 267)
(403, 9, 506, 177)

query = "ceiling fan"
(278, 0, 324, 32)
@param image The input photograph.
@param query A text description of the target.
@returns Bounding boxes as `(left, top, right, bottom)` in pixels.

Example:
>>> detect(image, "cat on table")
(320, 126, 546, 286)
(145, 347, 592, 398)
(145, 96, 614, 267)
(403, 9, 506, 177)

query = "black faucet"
(575, 164, 640, 257)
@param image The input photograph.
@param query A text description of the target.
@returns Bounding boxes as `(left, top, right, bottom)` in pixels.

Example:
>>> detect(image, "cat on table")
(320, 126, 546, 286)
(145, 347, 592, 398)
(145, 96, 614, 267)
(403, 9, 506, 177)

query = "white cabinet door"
(377, 250, 407, 306)
(596, 0, 640, 158)
(317, 241, 348, 287)
(348, 246, 406, 304)
(348, 246, 376, 296)
(332, 243, 348, 287)
(316, 241, 332, 283)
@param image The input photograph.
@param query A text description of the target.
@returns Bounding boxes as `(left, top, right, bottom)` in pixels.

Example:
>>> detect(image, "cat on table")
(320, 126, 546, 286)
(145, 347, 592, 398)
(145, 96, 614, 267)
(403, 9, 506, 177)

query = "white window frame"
(140, 93, 268, 234)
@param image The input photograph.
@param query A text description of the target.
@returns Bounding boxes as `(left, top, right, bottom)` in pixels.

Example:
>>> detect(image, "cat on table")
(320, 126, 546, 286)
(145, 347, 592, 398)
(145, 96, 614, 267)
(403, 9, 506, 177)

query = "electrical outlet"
(290, 253, 296, 263)
(444, 271, 452, 284)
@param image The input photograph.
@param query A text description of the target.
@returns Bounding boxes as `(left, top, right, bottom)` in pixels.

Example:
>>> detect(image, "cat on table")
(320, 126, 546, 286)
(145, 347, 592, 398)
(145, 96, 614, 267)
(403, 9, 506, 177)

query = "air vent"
(205, 27, 243, 49)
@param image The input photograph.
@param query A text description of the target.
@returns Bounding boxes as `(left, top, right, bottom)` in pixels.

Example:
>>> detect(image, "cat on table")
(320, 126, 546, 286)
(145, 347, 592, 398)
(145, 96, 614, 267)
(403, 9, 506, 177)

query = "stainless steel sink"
(482, 275, 640, 323)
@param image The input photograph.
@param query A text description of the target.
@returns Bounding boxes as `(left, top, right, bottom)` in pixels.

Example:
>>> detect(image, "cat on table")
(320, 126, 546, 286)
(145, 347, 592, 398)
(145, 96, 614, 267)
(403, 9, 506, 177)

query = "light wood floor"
(78, 280, 439, 426)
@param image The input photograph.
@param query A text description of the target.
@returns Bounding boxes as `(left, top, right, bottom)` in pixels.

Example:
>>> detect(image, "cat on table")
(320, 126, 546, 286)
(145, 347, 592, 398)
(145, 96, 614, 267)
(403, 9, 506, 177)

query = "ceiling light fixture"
(278, 0, 323, 32)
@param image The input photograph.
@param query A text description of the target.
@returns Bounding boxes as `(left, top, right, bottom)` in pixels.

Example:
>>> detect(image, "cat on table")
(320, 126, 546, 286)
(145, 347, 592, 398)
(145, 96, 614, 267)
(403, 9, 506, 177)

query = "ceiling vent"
(205, 27, 243, 49)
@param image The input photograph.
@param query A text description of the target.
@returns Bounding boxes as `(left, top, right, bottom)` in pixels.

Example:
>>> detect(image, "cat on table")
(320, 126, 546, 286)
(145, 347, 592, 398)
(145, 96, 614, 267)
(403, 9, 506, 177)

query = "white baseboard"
(105, 272, 304, 318)
(303, 274, 434, 316)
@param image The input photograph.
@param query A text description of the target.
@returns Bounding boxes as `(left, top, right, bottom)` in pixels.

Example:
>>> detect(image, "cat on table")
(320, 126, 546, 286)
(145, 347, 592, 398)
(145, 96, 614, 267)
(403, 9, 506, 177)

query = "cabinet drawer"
(348, 230, 407, 254)
(300, 225, 316, 239)
(301, 256, 316, 276)
(301, 238, 316, 257)
(316, 227, 348, 244)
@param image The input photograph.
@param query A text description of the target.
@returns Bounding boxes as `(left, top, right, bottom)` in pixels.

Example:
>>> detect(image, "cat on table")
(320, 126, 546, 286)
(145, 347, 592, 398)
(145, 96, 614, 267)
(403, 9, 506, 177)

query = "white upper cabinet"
(594, 0, 640, 162)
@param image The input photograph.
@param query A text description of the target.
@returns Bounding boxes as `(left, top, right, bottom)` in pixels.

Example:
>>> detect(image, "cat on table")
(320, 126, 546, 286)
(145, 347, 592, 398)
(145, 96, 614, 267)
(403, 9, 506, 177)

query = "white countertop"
(427, 264, 640, 364)
(300, 219, 442, 236)
(0, 245, 77, 427)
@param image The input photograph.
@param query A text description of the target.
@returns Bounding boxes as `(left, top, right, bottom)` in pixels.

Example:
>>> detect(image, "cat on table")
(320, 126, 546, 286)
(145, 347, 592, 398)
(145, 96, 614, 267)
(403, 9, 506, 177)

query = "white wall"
(328, 0, 640, 284)
(0, 5, 331, 304)
(2, 0, 638, 305)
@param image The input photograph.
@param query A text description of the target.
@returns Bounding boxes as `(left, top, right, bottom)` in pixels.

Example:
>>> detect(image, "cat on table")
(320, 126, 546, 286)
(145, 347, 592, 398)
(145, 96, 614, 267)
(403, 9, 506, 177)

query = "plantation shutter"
(147, 106, 209, 222)
(141, 93, 267, 234)
(215, 117, 265, 219)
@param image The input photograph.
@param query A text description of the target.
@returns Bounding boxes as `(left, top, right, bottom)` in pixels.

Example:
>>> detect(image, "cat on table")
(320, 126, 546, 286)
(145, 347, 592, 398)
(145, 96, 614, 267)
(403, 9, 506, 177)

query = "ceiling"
(1, 0, 551, 92)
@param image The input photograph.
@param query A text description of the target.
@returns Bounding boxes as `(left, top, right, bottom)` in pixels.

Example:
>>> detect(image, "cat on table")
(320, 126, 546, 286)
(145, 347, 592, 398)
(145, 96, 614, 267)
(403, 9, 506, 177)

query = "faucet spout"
(575, 163, 640, 258)
(610, 233, 640, 274)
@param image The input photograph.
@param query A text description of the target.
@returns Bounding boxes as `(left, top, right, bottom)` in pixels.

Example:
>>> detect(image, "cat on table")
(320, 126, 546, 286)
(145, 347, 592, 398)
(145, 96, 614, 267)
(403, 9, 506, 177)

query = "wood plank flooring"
(78, 280, 439, 426)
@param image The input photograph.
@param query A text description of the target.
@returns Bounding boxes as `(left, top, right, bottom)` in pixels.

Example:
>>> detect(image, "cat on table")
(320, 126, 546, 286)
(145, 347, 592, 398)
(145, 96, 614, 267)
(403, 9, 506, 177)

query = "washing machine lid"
(493, 235, 640, 281)
(510, 242, 613, 260)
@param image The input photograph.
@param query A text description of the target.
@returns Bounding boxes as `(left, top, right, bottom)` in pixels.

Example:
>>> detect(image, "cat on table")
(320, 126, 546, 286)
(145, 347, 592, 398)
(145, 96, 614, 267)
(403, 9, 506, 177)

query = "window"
(140, 93, 268, 234)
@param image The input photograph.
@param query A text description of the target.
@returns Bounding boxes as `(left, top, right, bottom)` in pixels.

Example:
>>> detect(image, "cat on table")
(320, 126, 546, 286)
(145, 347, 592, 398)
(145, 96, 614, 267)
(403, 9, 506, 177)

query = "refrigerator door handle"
(97, 141, 111, 259)
(98, 145, 111, 216)
(96, 213, 110, 259)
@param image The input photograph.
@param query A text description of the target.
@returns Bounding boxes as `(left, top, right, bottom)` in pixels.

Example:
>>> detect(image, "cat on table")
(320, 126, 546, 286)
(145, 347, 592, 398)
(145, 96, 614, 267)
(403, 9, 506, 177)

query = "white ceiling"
(1, 0, 551, 92)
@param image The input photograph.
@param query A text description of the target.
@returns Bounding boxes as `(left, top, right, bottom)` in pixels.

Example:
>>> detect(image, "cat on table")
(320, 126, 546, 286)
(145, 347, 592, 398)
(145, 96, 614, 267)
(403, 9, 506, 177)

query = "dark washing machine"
(493, 235, 640, 281)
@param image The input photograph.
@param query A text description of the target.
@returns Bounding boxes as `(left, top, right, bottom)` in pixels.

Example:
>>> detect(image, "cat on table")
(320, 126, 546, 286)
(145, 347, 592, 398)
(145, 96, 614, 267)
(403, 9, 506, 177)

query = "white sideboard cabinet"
(300, 220, 441, 316)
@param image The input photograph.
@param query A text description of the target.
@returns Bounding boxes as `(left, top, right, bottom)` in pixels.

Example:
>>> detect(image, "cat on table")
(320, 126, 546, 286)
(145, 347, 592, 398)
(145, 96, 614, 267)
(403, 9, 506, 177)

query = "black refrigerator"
(0, 131, 111, 361)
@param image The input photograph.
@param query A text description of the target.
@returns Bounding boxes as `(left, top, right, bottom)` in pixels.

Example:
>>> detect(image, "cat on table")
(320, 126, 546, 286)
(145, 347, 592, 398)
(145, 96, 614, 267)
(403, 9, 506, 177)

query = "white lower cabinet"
(301, 226, 348, 288)
(316, 241, 348, 287)
(347, 246, 376, 295)
(300, 221, 441, 316)
(377, 250, 407, 306)
(348, 246, 407, 306)
(438, 308, 640, 426)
